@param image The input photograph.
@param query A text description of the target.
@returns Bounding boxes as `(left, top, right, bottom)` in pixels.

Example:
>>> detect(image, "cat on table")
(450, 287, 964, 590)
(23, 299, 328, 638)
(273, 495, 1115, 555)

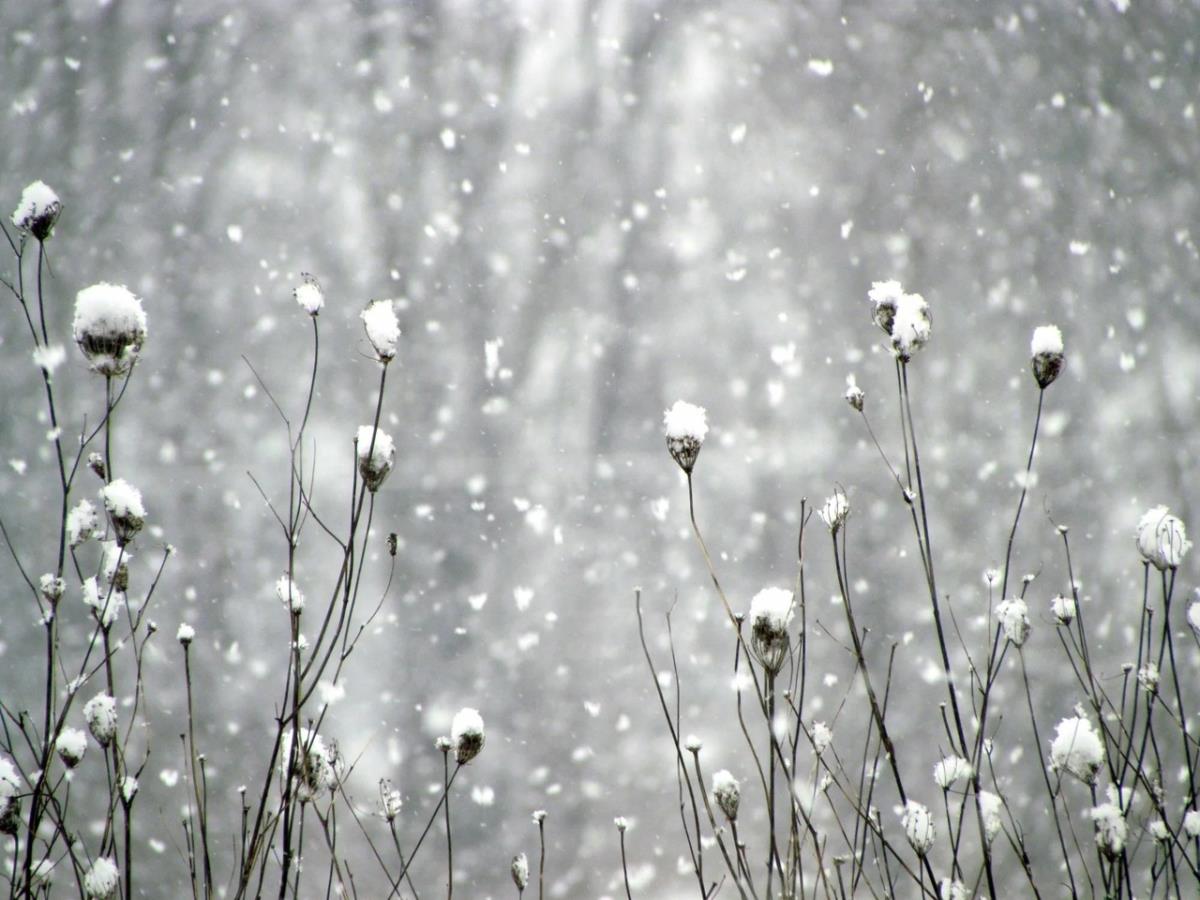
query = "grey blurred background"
(2, 0, 1200, 896)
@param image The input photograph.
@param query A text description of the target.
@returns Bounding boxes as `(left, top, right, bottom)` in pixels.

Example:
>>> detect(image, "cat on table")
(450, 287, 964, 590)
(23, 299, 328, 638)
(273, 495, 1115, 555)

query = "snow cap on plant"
(1183, 809, 1200, 838)
(1030, 325, 1065, 388)
(1051, 594, 1076, 626)
(68, 499, 100, 548)
(996, 597, 1031, 646)
(39, 573, 65, 606)
(867, 280, 904, 335)
(812, 721, 833, 756)
(979, 790, 1003, 844)
(451, 707, 485, 765)
(1088, 796, 1127, 859)
(81, 577, 124, 628)
(938, 880, 967, 900)
(1136, 506, 1191, 571)
(356, 425, 395, 492)
(1137, 662, 1160, 694)
(933, 755, 973, 790)
(901, 800, 935, 855)
(379, 780, 403, 821)
(711, 769, 740, 821)
(361, 298, 400, 361)
(294, 272, 324, 316)
(511, 852, 529, 891)
(73, 283, 147, 375)
(891, 291, 932, 360)
(275, 575, 305, 613)
(0, 757, 18, 836)
(176, 622, 195, 645)
(83, 693, 118, 747)
(663, 400, 708, 474)
(83, 857, 119, 899)
(818, 489, 850, 534)
(12, 180, 61, 241)
(33, 344, 66, 376)
(100, 478, 145, 545)
(748, 587, 794, 675)
(1049, 715, 1105, 785)
(532, 809, 547, 824)
(614, 816, 629, 832)
(844, 379, 864, 412)
(280, 728, 339, 800)
(683, 734, 702, 753)
(55, 727, 88, 768)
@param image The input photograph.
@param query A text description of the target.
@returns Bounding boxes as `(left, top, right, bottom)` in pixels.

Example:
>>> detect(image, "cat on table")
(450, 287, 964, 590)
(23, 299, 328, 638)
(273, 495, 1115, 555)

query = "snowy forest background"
(3, 0, 1200, 897)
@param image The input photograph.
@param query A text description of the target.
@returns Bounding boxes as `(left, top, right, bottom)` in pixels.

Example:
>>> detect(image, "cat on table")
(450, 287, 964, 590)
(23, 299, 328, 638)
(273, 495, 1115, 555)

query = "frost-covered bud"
(844, 381, 864, 412)
(712, 769, 740, 821)
(68, 499, 100, 548)
(294, 273, 324, 316)
(1088, 800, 1127, 859)
(663, 400, 708, 475)
(1051, 594, 1076, 626)
(891, 292, 932, 360)
(100, 478, 145, 545)
(933, 756, 973, 790)
(379, 780, 402, 821)
(996, 598, 1031, 647)
(1183, 809, 1200, 838)
(356, 426, 395, 492)
(1137, 663, 1160, 694)
(275, 575, 305, 613)
(979, 791, 1003, 844)
(451, 707, 485, 765)
(614, 816, 629, 832)
(901, 800, 935, 855)
(812, 721, 833, 756)
(83, 857, 119, 899)
(281, 728, 339, 800)
(748, 587, 794, 675)
(1030, 325, 1065, 389)
(867, 280, 903, 336)
(88, 452, 107, 481)
(818, 490, 850, 534)
(83, 693, 118, 747)
(39, 573, 65, 606)
(12, 181, 62, 241)
(0, 757, 21, 836)
(176, 622, 195, 645)
(1049, 715, 1105, 785)
(73, 283, 148, 376)
(532, 809, 547, 825)
(1136, 506, 1191, 571)
(938, 879, 967, 900)
(55, 727, 88, 768)
(361, 298, 400, 362)
(511, 852, 529, 891)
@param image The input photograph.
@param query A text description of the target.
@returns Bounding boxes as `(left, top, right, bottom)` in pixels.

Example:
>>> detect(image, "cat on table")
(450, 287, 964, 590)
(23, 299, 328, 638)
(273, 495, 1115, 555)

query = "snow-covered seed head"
(1136, 506, 1191, 571)
(1049, 715, 1105, 785)
(83, 693, 118, 747)
(511, 852, 529, 891)
(939, 880, 967, 900)
(68, 499, 100, 548)
(532, 809, 547, 825)
(281, 728, 340, 801)
(933, 756, 973, 790)
(294, 272, 325, 316)
(901, 800, 936, 855)
(0, 757, 20, 836)
(891, 291, 932, 360)
(81, 576, 124, 628)
(73, 283, 148, 376)
(275, 575, 305, 613)
(996, 598, 1031, 647)
(1137, 663, 1160, 694)
(683, 734, 703, 753)
(1188, 601, 1200, 636)
(1149, 819, 1171, 843)
(88, 452, 107, 481)
(100, 478, 145, 545)
(1030, 325, 1065, 389)
(450, 707, 485, 765)
(120, 776, 138, 803)
(83, 857, 119, 899)
(12, 181, 61, 241)
(379, 780, 403, 821)
(1183, 809, 1200, 838)
(176, 622, 195, 645)
(979, 790, 1003, 844)
(361, 298, 400, 362)
(818, 490, 850, 534)
(39, 573, 65, 606)
(748, 587, 794, 675)
(711, 769, 741, 821)
(844, 381, 865, 412)
(356, 425, 395, 492)
(33, 344, 66, 377)
(812, 721, 833, 756)
(663, 400, 708, 474)
(614, 816, 629, 832)
(55, 727, 88, 768)
(1051, 594, 1076, 626)
(1088, 799, 1127, 859)
(867, 280, 904, 335)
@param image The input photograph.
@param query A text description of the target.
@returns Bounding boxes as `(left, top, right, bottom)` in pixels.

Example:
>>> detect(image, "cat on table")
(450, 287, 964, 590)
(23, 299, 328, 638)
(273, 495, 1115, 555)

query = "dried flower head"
(83, 857, 119, 899)
(511, 852, 529, 890)
(614, 816, 629, 832)
(176, 622, 195, 645)
(1136, 506, 1191, 571)
(1183, 809, 1200, 838)
(83, 693, 118, 747)
(812, 721, 833, 756)
(379, 780, 403, 821)
(451, 707, 485, 765)
(361, 298, 400, 362)
(532, 809, 547, 824)
(100, 478, 145, 545)
(712, 769, 740, 821)
(356, 425, 395, 492)
(1088, 798, 1127, 859)
(1137, 663, 1160, 694)
(294, 273, 324, 316)
(275, 575, 305, 613)
(12, 181, 62, 241)
(818, 490, 850, 534)
(891, 291, 932, 360)
(996, 597, 1031, 647)
(0, 758, 18, 836)
(1051, 594, 1076, 626)
(73, 283, 148, 376)
(1030, 325, 1065, 389)
(280, 728, 340, 800)
(68, 499, 100, 548)
(55, 727, 88, 768)
(979, 790, 1003, 844)
(867, 280, 904, 335)
(901, 800, 936, 855)
(1049, 715, 1105, 785)
(39, 573, 65, 605)
(748, 587, 794, 675)
(663, 400, 708, 474)
(844, 380, 864, 412)
(933, 756, 973, 790)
